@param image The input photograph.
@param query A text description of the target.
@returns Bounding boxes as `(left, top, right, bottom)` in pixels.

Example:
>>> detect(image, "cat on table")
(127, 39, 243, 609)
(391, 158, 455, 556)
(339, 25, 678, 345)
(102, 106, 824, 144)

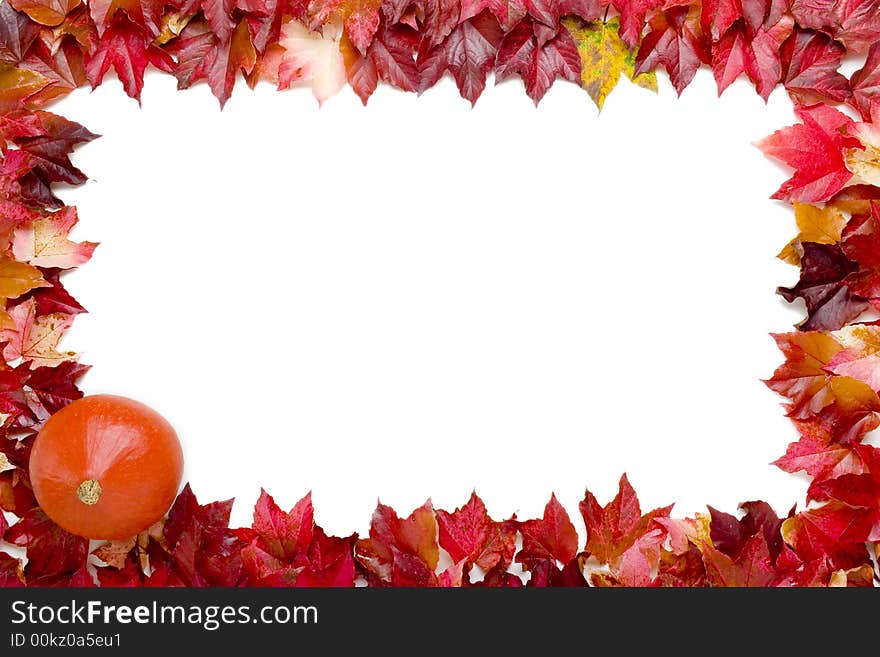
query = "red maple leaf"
(781, 444, 880, 570)
(0, 551, 25, 586)
(0, 3, 40, 64)
(765, 330, 844, 418)
(436, 491, 516, 571)
(773, 369, 880, 499)
(95, 554, 149, 586)
(0, 149, 58, 209)
(780, 28, 850, 106)
(239, 541, 298, 585)
(85, 19, 174, 101)
(580, 474, 672, 564)
(0, 365, 30, 426)
(495, 18, 580, 104)
(799, 483, 880, 544)
(580, 475, 672, 585)
(170, 19, 257, 108)
(157, 484, 246, 586)
(295, 526, 357, 586)
(782, 503, 876, 569)
(707, 501, 785, 562)
(757, 104, 861, 203)
(4, 507, 89, 585)
(15, 359, 90, 430)
(389, 546, 437, 585)
(791, 0, 880, 52)
(238, 490, 315, 565)
(21, 38, 88, 104)
(841, 203, 880, 304)
(2, 110, 97, 187)
(655, 542, 707, 586)
(850, 42, 880, 121)
(0, 467, 37, 517)
(470, 562, 524, 586)
(515, 493, 578, 570)
(47, 5, 97, 52)
(824, 324, 880, 394)
(526, 554, 587, 587)
(417, 11, 502, 104)
(355, 500, 438, 584)
(777, 242, 867, 331)
(635, 6, 709, 95)
(776, 420, 874, 483)
(702, 533, 776, 586)
(25, 268, 87, 317)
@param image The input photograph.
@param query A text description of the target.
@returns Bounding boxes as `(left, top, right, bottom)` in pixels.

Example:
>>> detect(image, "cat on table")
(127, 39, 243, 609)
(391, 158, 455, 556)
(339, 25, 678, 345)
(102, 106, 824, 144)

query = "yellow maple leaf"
(0, 257, 50, 330)
(0, 257, 48, 299)
(0, 65, 50, 114)
(564, 17, 657, 111)
(778, 203, 847, 265)
(153, 12, 193, 46)
(8, 0, 80, 27)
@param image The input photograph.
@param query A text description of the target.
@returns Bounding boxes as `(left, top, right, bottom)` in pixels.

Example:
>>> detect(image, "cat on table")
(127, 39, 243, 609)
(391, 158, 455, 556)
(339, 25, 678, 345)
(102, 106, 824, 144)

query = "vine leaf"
(417, 11, 503, 105)
(85, 20, 174, 100)
(635, 6, 706, 95)
(495, 18, 580, 104)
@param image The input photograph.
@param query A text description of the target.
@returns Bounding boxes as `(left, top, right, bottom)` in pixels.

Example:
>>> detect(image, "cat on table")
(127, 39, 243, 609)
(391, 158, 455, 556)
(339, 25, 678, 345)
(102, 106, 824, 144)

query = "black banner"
(0, 587, 875, 652)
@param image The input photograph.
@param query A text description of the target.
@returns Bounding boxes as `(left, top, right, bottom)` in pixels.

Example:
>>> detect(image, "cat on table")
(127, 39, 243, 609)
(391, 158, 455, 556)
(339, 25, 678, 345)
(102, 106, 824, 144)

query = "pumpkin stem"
(76, 479, 102, 506)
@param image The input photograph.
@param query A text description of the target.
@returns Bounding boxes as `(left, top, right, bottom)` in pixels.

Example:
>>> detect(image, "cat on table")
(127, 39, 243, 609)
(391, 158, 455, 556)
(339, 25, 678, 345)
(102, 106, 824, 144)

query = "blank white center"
(62, 71, 803, 533)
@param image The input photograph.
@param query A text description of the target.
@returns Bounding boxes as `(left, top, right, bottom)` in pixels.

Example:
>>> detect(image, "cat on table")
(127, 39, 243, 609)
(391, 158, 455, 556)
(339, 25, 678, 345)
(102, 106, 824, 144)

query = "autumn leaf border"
(1, 0, 880, 587)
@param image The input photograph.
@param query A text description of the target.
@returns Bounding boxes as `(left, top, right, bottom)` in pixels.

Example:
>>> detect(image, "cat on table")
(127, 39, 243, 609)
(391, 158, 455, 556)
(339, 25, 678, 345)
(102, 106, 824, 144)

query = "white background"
(54, 68, 808, 536)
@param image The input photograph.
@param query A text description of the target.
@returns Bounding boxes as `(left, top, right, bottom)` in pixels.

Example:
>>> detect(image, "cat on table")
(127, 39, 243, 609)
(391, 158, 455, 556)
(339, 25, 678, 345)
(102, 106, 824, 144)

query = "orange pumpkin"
(29, 394, 184, 539)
